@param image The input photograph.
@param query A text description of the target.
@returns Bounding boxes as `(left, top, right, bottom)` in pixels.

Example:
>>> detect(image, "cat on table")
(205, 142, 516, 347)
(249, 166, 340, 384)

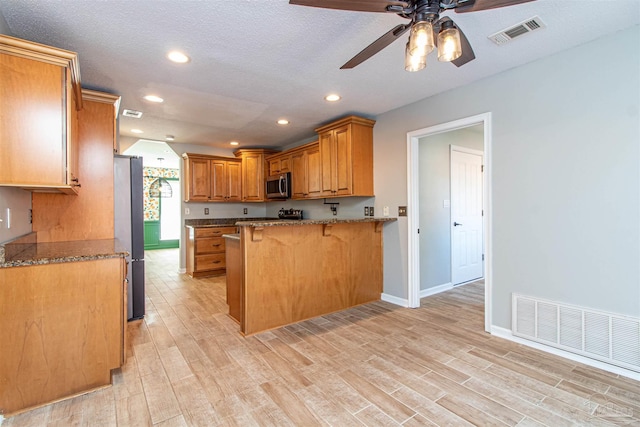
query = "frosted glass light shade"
(437, 25, 462, 62)
(409, 21, 434, 57)
(405, 42, 426, 72)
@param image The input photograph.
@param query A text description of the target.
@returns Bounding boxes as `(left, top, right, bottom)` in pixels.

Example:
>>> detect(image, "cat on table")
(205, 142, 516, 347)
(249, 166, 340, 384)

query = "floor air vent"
(489, 16, 546, 45)
(513, 294, 640, 372)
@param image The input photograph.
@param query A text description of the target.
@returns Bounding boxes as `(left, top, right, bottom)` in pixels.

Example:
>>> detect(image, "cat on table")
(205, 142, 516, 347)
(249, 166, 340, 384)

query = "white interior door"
(451, 146, 483, 285)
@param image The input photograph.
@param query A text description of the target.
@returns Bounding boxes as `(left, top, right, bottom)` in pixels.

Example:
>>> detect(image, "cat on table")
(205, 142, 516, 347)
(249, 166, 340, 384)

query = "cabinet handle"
(212, 261, 221, 264)
(212, 244, 221, 247)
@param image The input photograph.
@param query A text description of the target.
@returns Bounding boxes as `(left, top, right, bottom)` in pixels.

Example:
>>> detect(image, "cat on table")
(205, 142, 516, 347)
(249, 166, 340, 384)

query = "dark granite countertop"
(235, 217, 398, 227)
(185, 218, 277, 228)
(0, 233, 127, 268)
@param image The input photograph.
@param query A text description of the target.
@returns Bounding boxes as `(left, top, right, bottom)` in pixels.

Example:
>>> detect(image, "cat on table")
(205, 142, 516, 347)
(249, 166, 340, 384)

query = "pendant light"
(149, 178, 173, 198)
(437, 20, 462, 62)
(408, 20, 435, 57)
(404, 41, 426, 72)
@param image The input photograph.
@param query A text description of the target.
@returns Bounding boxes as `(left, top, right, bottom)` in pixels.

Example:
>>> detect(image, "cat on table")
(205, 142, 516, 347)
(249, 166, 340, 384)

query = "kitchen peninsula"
(224, 217, 396, 335)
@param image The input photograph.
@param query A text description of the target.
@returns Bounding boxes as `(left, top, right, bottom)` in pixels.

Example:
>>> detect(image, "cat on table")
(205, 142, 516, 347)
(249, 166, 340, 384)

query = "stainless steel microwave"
(266, 172, 291, 199)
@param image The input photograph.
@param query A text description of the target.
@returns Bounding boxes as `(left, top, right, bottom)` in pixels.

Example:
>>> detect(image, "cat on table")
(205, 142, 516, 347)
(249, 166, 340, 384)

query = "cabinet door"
(291, 151, 307, 199)
(241, 154, 263, 201)
(227, 161, 242, 202)
(210, 160, 228, 201)
(306, 147, 322, 198)
(268, 158, 281, 176)
(189, 158, 211, 201)
(280, 156, 291, 173)
(0, 54, 66, 186)
(319, 131, 334, 196)
(334, 124, 353, 195)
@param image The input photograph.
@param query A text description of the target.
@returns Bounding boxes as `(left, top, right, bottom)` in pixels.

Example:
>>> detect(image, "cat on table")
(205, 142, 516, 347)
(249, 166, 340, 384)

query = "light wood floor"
(5, 248, 639, 426)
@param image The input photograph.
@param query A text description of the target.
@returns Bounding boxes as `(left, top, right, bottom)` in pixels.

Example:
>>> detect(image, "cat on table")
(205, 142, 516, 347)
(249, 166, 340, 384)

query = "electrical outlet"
(204, 208, 209, 215)
(364, 206, 369, 216)
(243, 208, 248, 215)
(185, 207, 190, 215)
(398, 206, 407, 216)
(369, 206, 374, 217)
(383, 206, 389, 217)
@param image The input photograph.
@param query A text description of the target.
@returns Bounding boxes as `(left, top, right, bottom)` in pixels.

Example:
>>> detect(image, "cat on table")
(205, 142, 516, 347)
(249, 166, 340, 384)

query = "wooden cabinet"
(0, 35, 83, 194)
(183, 153, 241, 202)
(234, 149, 277, 202)
(186, 226, 237, 277)
(316, 115, 375, 197)
(32, 90, 121, 242)
(0, 256, 125, 415)
(211, 159, 242, 202)
(224, 236, 242, 323)
(291, 142, 321, 199)
(267, 154, 291, 176)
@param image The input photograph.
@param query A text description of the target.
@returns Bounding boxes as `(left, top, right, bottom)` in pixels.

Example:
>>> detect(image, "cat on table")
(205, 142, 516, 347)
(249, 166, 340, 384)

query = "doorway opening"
(407, 113, 492, 332)
(123, 140, 181, 250)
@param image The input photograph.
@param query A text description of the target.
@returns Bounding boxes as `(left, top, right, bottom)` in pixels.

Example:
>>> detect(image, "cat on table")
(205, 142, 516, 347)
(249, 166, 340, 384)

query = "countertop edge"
(235, 217, 398, 227)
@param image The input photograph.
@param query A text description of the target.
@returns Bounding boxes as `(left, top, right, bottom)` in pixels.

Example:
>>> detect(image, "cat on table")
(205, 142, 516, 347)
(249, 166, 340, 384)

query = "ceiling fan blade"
(451, 24, 475, 67)
(289, 0, 408, 13)
(455, 0, 535, 13)
(340, 23, 411, 69)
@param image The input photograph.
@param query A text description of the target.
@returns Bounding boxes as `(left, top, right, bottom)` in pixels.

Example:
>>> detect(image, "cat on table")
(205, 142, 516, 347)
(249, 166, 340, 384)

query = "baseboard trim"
(381, 293, 409, 307)
(178, 268, 186, 274)
(419, 282, 453, 298)
(490, 326, 640, 381)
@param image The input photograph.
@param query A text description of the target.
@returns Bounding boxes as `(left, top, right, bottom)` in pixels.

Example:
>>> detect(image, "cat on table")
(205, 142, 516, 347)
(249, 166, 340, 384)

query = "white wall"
(419, 126, 483, 290)
(0, 187, 32, 243)
(374, 25, 640, 328)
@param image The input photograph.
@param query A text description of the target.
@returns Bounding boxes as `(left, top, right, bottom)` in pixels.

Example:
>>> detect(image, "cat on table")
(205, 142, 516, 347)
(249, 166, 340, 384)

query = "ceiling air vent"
(122, 109, 143, 118)
(488, 16, 545, 46)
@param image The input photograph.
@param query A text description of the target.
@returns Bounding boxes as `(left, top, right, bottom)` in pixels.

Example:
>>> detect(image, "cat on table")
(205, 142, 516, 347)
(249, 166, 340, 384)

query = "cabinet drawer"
(195, 253, 226, 272)
(196, 237, 225, 254)
(194, 226, 237, 238)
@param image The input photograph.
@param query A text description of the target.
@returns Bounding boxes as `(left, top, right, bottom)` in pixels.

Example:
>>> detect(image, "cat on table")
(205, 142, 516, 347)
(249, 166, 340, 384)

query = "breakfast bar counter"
(226, 217, 396, 335)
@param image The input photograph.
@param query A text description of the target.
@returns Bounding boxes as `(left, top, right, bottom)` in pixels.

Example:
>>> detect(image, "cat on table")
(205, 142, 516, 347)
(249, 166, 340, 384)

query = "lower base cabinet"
(186, 226, 237, 277)
(0, 257, 125, 415)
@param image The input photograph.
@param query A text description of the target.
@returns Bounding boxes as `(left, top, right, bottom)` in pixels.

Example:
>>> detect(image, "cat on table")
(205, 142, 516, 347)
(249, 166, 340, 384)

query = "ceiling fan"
(289, 0, 536, 71)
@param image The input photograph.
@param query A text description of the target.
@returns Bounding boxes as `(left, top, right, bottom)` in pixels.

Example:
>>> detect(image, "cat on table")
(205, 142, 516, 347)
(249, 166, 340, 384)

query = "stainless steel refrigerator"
(114, 155, 145, 320)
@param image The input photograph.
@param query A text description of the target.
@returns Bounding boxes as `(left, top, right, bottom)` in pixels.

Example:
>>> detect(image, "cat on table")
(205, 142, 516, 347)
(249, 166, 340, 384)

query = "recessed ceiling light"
(143, 95, 164, 103)
(277, 119, 289, 125)
(131, 129, 143, 134)
(230, 141, 239, 146)
(165, 135, 175, 141)
(167, 51, 190, 63)
(325, 94, 341, 102)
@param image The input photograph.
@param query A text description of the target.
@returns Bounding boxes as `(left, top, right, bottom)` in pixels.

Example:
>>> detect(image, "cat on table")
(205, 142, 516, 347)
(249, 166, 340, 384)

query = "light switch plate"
(383, 206, 389, 217)
(369, 206, 374, 217)
(443, 199, 450, 208)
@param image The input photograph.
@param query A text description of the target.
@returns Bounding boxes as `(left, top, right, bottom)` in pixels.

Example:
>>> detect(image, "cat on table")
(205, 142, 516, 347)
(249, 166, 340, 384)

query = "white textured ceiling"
(1, 0, 639, 150)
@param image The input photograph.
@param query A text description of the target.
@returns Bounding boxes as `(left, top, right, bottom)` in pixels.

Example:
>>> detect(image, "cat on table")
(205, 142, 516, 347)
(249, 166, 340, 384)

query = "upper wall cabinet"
(0, 35, 83, 194)
(183, 153, 242, 202)
(234, 149, 277, 202)
(316, 115, 375, 198)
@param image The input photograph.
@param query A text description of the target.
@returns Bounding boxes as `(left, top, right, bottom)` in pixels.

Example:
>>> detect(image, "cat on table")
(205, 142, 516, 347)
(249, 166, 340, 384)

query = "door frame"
(450, 145, 484, 286)
(406, 112, 492, 332)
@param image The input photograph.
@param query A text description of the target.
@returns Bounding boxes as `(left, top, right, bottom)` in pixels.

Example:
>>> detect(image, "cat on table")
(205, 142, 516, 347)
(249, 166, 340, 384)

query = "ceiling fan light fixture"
(409, 21, 435, 57)
(437, 20, 462, 62)
(404, 42, 426, 72)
